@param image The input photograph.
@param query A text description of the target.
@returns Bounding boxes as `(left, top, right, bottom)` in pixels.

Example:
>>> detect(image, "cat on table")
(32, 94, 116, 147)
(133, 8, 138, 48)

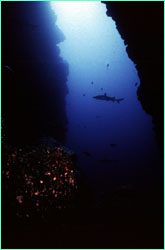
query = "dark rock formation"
(2, 2, 68, 145)
(103, 1, 164, 152)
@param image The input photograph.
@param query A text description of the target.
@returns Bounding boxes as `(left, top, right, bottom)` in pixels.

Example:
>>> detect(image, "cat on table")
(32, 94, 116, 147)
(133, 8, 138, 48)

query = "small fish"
(83, 94, 86, 96)
(83, 152, 91, 157)
(135, 82, 138, 86)
(107, 64, 109, 69)
(91, 81, 94, 85)
(4, 65, 14, 73)
(110, 144, 117, 147)
(98, 159, 119, 163)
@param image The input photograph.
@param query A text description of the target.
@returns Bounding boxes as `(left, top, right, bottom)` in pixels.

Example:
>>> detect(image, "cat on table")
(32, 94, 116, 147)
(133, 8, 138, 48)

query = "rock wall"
(2, 2, 68, 144)
(102, 1, 164, 151)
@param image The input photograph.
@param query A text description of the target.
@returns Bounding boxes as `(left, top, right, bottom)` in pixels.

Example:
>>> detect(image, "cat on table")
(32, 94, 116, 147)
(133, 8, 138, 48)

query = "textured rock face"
(2, 2, 68, 144)
(102, 1, 164, 151)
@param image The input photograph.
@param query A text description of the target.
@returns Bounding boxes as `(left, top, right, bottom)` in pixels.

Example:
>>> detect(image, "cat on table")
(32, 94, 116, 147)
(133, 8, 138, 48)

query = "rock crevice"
(103, 1, 164, 151)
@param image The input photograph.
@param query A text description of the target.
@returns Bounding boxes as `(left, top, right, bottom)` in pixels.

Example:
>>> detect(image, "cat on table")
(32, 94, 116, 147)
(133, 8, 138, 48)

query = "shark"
(93, 93, 124, 103)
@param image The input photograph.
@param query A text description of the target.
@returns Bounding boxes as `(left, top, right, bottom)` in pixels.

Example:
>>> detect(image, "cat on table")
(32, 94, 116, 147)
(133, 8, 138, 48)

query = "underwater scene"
(1, 1, 164, 249)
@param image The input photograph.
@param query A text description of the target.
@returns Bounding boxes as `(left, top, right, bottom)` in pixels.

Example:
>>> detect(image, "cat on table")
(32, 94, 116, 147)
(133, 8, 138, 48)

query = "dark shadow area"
(103, 1, 164, 152)
(2, 1, 68, 145)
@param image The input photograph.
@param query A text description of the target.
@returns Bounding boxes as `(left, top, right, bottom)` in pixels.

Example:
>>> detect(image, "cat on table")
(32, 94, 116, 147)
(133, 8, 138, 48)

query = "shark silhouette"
(93, 93, 124, 103)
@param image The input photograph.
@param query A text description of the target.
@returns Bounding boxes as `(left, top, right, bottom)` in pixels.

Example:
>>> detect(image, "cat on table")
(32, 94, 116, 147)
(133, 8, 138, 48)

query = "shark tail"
(117, 99, 124, 103)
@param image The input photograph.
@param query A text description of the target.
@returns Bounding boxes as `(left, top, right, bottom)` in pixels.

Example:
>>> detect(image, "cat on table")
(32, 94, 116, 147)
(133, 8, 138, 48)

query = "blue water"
(51, 2, 162, 197)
